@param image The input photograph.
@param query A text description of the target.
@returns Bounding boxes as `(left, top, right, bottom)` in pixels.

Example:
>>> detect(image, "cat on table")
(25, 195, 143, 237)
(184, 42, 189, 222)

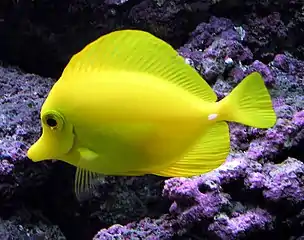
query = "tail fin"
(218, 72, 277, 128)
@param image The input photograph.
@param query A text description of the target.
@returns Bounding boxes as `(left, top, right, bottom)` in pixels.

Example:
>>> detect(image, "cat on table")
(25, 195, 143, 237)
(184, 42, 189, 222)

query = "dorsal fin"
(61, 29, 217, 102)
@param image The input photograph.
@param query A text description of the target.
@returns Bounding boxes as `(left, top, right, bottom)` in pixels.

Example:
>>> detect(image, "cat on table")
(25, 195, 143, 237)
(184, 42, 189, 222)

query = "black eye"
(46, 118, 57, 127)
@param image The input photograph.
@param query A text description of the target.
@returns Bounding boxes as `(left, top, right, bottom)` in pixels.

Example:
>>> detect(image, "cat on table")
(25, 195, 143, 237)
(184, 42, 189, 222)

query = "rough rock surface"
(93, 15, 304, 240)
(0, 1, 303, 240)
(0, 64, 170, 239)
(0, 0, 303, 77)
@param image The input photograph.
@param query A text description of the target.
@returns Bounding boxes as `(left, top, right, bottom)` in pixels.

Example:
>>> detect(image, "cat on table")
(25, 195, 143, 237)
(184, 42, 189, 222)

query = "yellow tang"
(27, 29, 277, 201)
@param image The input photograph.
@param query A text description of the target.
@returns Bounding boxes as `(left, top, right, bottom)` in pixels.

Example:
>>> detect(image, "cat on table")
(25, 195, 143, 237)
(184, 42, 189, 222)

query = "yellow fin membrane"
(153, 121, 230, 177)
(74, 167, 105, 202)
(78, 147, 99, 161)
(220, 72, 277, 128)
(62, 29, 217, 102)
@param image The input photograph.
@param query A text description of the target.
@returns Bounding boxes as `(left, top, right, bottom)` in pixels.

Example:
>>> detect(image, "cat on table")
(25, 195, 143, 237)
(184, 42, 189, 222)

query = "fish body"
(27, 30, 277, 200)
(45, 71, 217, 174)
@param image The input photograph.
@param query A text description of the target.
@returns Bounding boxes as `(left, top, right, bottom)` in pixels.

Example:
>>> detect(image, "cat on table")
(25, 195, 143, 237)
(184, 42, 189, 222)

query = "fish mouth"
(27, 126, 76, 163)
(27, 136, 53, 162)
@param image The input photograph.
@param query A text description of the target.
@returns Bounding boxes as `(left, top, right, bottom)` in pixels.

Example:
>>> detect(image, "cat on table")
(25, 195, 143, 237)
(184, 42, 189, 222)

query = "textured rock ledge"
(93, 16, 304, 240)
(0, 5, 303, 240)
(0, 0, 303, 77)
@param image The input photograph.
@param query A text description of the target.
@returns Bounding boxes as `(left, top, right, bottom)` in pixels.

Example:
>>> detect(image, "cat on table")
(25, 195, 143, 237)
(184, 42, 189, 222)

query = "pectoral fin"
(78, 147, 99, 161)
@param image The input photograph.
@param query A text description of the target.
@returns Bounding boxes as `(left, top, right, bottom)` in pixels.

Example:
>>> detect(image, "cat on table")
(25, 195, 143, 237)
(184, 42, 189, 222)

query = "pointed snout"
(27, 137, 51, 162)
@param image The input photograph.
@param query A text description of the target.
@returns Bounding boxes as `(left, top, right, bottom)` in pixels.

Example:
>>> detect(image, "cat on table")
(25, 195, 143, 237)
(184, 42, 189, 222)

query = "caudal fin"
(219, 72, 277, 128)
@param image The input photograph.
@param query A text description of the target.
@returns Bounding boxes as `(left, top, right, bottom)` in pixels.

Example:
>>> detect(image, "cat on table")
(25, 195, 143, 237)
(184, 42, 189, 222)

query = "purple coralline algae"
(0, 66, 54, 197)
(94, 16, 304, 240)
(0, 2, 303, 240)
(0, 66, 66, 238)
(208, 208, 274, 239)
(261, 158, 304, 203)
(94, 215, 175, 240)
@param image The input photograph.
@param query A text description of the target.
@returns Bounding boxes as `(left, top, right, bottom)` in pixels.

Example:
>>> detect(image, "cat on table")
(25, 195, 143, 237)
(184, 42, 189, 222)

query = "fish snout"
(27, 137, 51, 162)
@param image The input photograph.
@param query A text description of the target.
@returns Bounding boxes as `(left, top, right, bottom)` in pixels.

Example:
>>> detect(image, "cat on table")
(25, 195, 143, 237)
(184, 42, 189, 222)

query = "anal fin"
(152, 121, 230, 177)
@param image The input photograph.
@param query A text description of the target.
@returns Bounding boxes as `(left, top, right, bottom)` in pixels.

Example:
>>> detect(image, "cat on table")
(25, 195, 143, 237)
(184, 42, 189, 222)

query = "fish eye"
(42, 111, 64, 130)
(46, 117, 57, 127)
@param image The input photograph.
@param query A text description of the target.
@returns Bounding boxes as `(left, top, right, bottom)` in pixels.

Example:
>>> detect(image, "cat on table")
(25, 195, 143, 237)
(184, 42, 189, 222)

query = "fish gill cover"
(0, 0, 303, 240)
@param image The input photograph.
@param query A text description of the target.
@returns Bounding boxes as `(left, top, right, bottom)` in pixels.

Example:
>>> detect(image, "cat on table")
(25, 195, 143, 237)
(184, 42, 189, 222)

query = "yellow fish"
(27, 29, 276, 200)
